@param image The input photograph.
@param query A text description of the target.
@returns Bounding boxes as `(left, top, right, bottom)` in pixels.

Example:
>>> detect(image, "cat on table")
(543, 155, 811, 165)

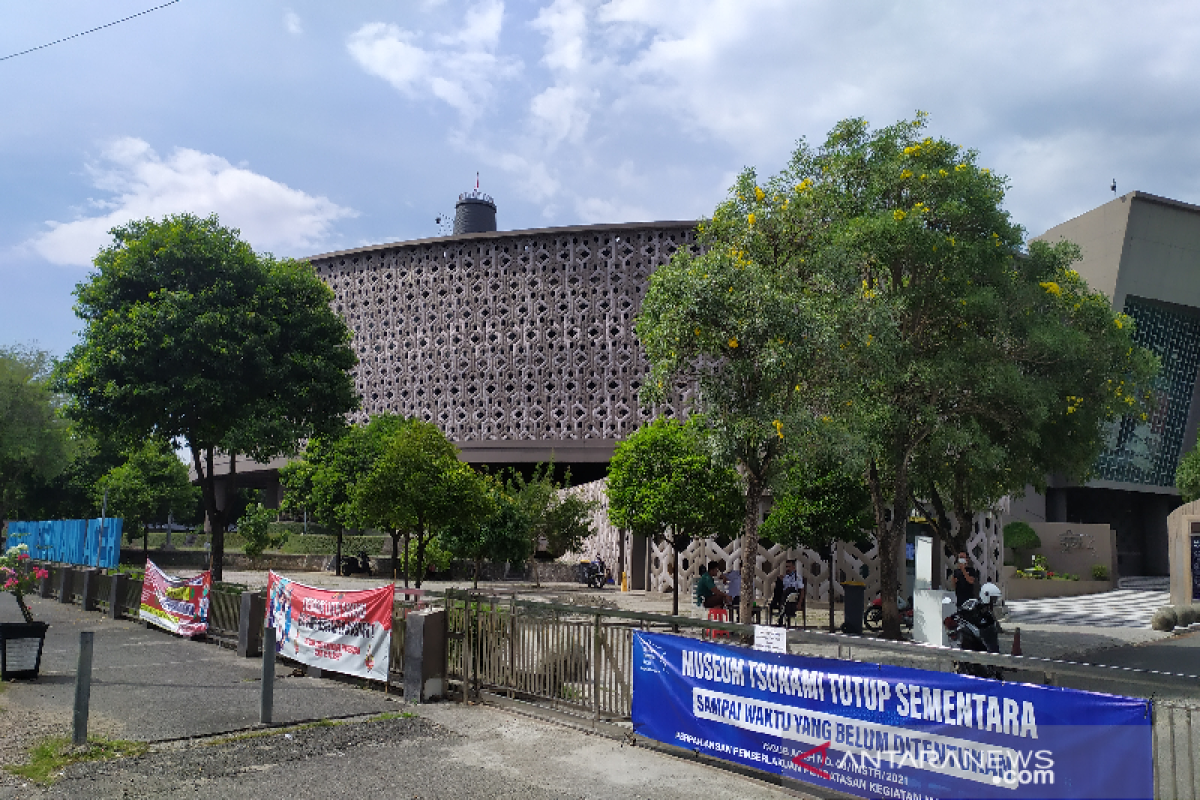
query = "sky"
(4, 0, 1200, 359)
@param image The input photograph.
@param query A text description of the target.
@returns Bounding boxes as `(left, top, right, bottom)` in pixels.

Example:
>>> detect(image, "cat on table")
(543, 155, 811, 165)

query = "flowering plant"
(1, 544, 49, 623)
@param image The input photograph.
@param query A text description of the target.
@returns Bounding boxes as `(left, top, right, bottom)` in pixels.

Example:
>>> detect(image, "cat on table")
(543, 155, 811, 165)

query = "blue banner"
(4, 519, 123, 569)
(632, 632, 1151, 800)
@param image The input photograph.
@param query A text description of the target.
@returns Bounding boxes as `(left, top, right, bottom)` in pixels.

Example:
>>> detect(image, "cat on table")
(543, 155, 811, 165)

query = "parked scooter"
(943, 583, 1004, 680)
(863, 594, 914, 631)
(579, 557, 607, 589)
(340, 550, 374, 577)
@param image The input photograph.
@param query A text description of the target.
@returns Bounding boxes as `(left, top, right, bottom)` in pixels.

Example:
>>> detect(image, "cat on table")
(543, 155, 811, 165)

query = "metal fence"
(445, 589, 1200, 798)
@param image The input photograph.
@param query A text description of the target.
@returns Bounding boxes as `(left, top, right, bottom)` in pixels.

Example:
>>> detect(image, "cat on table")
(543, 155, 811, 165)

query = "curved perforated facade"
(309, 221, 698, 466)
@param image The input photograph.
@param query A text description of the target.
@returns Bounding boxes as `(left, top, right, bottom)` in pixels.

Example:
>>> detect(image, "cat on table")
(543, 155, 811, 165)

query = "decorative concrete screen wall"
(563, 477, 1004, 607)
(309, 223, 697, 456)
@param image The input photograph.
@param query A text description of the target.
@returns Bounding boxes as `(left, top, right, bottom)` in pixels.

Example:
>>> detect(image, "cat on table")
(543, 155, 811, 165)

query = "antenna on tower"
(476, 172, 480, 190)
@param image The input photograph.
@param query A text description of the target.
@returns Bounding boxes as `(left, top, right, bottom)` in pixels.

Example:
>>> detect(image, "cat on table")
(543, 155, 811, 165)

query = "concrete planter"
(0, 621, 49, 680)
(1005, 578, 1114, 600)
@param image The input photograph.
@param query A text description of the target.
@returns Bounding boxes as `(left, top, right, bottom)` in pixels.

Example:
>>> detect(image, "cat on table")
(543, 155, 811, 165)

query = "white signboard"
(753, 624, 787, 653)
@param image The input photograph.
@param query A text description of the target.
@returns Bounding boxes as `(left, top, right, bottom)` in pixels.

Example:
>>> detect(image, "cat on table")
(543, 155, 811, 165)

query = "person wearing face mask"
(952, 551, 979, 608)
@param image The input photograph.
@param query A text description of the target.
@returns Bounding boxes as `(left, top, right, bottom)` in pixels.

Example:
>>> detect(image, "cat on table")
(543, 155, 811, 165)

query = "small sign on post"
(753, 624, 786, 653)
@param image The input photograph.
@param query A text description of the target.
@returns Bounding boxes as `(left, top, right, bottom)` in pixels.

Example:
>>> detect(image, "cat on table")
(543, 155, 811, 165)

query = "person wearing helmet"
(952, 551, 980, 608)
(979, 582, 1002, 606)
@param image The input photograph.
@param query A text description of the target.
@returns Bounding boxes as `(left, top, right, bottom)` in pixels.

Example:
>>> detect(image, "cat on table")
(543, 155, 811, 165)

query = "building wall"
(309, 222, 698, 466)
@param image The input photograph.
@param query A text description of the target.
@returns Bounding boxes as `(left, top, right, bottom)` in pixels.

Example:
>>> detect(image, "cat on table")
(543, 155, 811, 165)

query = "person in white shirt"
(770, 559, 805, 627)
(722, 559, 742, 620)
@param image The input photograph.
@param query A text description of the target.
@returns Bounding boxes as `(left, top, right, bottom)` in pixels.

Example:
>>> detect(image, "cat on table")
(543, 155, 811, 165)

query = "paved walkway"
(1005, 589, 1170, 628)
(0, 594, 806, 799)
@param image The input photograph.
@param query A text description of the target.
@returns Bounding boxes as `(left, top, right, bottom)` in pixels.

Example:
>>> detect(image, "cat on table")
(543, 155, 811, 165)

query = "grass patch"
(6, 736, 147, 785)
(207, 712, 416, 746)
(370, 711, 416, 721)
(207, 719, 337, 746)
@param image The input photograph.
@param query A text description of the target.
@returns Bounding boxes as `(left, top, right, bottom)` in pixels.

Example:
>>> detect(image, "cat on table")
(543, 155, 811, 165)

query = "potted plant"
(1, 544, 51, 680)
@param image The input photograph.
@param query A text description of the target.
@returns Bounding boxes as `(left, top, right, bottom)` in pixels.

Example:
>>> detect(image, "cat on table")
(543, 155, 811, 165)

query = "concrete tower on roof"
(453, 177, 497, 235)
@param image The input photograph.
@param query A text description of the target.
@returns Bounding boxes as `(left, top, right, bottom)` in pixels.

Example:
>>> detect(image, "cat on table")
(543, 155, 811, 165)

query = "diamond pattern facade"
(310, 223, 698, 456)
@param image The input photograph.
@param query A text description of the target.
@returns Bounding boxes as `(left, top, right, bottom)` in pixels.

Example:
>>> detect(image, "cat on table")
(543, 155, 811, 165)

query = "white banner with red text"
(266, 571, 392, 681)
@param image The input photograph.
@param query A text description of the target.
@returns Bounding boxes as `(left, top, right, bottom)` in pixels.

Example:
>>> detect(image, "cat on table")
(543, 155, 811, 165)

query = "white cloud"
(28, 138, 355, 267)
(283, 10, 303, 36)
(347, 2, 519, 126)
(347, 0, 1200, 234)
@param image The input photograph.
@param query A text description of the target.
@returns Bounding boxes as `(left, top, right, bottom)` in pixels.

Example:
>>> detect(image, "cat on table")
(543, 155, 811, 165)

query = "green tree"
(236, 503, 289, 559)
(1177, 436, 1200, 503)
(907, 239, 1157, 555)
(20, 433, 125, 522)
(606, 417, 743, 615)
(353, 419, 494, 588)
(441, 477, 531, 588)
(0, 345, 73, 529)
(799, 118, 1154, 636)
(1002, 521, 1041, 569)
(507, 464, 596, 587)
(640, 114, 1155, 637)
(761, 454, 873, 631)
(96, 438, 201, 561)
(56, 213, 358, 581)
(280, 414, 410, 574)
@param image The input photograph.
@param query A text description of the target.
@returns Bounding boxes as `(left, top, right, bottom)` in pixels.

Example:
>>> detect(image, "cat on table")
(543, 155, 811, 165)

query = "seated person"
(697, 561, 731, 609)
(770, 559, 805, 626)
(723, 563, 742, 620)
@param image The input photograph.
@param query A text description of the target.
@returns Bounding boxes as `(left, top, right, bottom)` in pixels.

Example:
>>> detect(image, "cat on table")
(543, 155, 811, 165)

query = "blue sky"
(4, 1, 1199, 358)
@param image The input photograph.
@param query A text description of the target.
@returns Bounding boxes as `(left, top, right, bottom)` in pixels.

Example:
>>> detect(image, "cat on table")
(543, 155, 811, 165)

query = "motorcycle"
(863, 594, 914, 631)
(578, 557, 607, 589)
(339, 550, 374, 577)
(943, 587, 1004, 680)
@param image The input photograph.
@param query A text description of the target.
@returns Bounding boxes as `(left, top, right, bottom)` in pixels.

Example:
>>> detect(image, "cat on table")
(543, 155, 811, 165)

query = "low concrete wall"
(1005, 577, 1114, 600)
(1166, 500, 1200, 606)
(1016, 523, 1118, 581)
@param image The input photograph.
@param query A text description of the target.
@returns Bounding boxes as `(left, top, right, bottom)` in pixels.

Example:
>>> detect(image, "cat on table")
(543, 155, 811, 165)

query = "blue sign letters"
(632, 632, 1151, 800)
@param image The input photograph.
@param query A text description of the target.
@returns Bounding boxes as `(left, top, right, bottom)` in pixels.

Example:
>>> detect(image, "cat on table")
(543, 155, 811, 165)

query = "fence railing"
(1155, 700, 1200, 800)
(445, 588, 1200, 797)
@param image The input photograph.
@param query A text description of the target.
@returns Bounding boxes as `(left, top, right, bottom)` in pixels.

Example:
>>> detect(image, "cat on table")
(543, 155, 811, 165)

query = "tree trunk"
(868, 457, 906, 640)
(193, 446, 227, 583)
(391, 531, 400, 581)
(738, 473, 765, 627)
(403, 530, 410, 588)
(473, 557, 480, 589)
(671, 547, 680, 617)
(335, 529, 343, 577)
(414, 533, 427, 589)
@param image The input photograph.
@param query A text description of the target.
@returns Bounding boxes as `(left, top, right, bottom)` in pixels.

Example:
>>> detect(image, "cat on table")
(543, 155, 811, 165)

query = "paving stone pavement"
(1005, 589, 1171, 628)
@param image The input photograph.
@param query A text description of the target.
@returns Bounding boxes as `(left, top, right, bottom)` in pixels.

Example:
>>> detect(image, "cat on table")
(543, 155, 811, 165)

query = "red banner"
(139, 559, 211, 636)
(266, 571, 392, 681)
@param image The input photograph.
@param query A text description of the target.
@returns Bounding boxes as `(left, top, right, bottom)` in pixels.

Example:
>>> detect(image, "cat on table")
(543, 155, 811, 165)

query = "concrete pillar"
(404, 608, 447, 703)
(80, 569, 99, 612)
(108, 573, 129, 619)
(58, 568, 74, 604)
(237, 591, 267, 658)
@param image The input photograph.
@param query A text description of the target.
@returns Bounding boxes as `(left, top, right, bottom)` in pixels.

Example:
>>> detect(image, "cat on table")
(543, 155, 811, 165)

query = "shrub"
(1151, 607, 1177, 632)
(1003, 521, 1041, 568)
(1091, 564, 1110, 581)
(278, 534, 387, 555)
(237, 505, 289, 559)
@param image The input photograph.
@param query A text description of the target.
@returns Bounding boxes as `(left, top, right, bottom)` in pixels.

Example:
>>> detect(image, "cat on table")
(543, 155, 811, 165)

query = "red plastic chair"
(707, 607, 731, 637)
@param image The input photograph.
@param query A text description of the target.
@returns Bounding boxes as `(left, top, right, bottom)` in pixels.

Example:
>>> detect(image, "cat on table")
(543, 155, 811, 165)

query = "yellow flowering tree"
(641, 113, 1156, 637)
(638, 157, 859, 624)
